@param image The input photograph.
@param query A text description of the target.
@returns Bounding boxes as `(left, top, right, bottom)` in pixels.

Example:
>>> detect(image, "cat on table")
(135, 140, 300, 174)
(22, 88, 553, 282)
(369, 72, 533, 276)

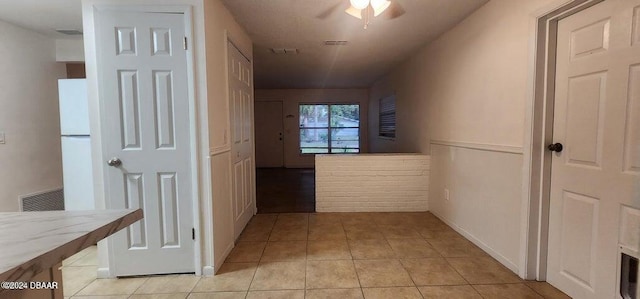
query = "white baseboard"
(202, 266, 215, 277)
(430, 210, 521, 275)
(96, 267, 112, 279)
(214, 242, 235, 273)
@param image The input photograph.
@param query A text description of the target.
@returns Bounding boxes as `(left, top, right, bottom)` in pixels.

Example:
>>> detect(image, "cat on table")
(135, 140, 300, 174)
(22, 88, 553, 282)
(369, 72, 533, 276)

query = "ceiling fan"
(317, 0, 406, 29)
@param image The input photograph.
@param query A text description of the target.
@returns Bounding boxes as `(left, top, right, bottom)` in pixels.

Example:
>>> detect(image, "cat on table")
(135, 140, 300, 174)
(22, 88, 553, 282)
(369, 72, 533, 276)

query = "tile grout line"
(246, 214, 278, 295)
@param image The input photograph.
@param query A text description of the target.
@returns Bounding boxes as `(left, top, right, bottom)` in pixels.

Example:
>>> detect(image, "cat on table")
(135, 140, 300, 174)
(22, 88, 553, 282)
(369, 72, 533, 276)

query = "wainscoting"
(428, 141, 524, 273)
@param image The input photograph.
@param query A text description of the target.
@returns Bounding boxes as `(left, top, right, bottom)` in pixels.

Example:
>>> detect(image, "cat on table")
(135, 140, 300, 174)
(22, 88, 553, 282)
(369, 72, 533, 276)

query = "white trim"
(96, 267, 110, 279)
(87, 3, 201, 276)
(202, 266, 215, 277)
(201, 155, 214, 275)
(182, 6, 202, 277)
(522, 0, 604, 281)
(430, 139, 523, 155)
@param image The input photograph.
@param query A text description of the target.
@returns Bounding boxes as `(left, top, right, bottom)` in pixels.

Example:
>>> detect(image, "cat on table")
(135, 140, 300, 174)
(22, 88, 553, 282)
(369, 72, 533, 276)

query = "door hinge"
(183, 37, 188, 50)
(192, 228, 195, 240)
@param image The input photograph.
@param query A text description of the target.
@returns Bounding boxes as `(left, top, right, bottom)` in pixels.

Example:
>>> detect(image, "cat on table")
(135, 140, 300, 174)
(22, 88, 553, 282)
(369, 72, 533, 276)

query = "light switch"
(0, 132, 5, 144)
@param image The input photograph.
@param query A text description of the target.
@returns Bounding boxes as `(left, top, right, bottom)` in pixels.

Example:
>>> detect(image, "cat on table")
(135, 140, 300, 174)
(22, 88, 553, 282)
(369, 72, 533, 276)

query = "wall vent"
(324, 40, 348, 46)
(56, 29, 83, 36)
(20, 189, 65, 212)
(271, 48, 299, 55)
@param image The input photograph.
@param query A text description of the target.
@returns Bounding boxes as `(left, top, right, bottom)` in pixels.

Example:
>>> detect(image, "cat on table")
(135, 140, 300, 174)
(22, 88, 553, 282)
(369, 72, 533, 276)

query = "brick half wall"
(315, 154, 430, 212)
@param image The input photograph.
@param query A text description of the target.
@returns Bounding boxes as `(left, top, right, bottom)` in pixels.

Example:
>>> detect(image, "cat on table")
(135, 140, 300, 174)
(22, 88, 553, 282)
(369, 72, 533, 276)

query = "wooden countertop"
(0, 209, 142, 282)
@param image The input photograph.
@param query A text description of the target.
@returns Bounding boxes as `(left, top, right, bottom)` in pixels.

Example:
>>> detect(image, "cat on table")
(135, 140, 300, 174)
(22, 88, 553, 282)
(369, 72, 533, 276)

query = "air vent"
(56, 29, 83, 36)
(271, 48, 299, 55)
(20, 189, 64, 211)
(324, 40, 348, 46)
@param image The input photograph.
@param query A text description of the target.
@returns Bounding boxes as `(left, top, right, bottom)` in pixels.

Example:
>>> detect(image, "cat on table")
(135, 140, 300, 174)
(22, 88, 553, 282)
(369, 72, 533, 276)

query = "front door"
(228, 42, 255, 240)
(255, 101, 284, 168)
(97, 10, 194, 276)
(547, 0, 640, 298)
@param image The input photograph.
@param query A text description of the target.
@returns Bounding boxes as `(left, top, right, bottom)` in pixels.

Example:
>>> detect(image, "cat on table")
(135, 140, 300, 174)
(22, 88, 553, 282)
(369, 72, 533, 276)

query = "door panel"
(548, 1, 640, 298)
(624, 65, 640, 173)
(97, 10, 194, 276)
(228, 42, 255, 240)
(255, 101, 284, 168)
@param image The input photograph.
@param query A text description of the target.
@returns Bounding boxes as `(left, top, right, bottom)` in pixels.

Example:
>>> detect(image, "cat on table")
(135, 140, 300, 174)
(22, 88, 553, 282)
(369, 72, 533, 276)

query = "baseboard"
(202, 266, 215, 277)
(214, 242, 235, 273)
(96, 267, 112, 279)
(430, 210, 521, 275)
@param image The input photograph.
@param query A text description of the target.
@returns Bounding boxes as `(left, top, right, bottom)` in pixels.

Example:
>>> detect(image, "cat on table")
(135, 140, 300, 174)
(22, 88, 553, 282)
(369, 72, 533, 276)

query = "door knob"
(548, 143, 563, 153)
(107, 157, 122, 167)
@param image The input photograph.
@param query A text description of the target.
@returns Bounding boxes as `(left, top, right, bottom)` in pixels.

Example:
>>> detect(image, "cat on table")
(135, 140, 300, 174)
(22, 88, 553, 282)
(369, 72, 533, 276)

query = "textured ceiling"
(0, 0, 83, 39)
(222, 0, 489, 89)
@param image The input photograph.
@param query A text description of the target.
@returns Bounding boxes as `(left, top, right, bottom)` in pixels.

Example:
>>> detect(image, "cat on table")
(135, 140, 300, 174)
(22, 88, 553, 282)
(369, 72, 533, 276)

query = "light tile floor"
(62, 212, 571, 299)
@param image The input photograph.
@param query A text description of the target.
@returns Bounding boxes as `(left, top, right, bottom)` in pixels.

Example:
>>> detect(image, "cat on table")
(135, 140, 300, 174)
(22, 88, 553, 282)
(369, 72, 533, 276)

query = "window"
(379, 95, 396, 138)
(299, 104, 360, 154)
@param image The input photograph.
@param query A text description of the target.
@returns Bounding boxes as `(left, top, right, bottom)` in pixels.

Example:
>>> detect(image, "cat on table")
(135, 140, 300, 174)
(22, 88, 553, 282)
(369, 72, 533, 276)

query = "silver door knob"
(107, 157, 122, 167)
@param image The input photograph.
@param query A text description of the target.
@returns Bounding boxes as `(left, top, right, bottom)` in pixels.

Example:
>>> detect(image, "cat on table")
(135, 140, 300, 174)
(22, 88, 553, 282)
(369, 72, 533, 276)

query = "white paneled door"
(97, 10, 194, 276)
(548, 0, 640, 298)
(255, 101, 284, 168)
(228, 42, 255, 240)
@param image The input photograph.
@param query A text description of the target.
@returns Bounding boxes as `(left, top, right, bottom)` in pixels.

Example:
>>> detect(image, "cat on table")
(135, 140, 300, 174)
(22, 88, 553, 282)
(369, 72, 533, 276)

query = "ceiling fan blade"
(384, 1, 406, 19)
(345, 5, 363, 19)
(316, 1, 343, 19)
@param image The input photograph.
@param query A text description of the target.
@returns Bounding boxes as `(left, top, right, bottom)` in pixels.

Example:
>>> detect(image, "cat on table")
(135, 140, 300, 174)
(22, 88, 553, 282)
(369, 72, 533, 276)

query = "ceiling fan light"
(345, 6, 363, 19)
(350, 0, 370, 10)
(371, 0, 391, 16)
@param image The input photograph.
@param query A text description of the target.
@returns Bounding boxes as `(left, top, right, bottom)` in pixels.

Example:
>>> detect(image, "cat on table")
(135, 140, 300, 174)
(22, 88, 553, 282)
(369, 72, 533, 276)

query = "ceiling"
(222, 0, 489, 89)
(0, 0, 488, 88)
(0, 0, 83, 39)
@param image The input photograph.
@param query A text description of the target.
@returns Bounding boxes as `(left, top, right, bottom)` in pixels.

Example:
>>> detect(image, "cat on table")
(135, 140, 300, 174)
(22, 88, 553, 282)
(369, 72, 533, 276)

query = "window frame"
(299, 103, 361, 154)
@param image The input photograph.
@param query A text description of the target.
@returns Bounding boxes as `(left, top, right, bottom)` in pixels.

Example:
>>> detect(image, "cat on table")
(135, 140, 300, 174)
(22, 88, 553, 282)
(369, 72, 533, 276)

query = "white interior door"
(255, 101, 284, 168)
(97, 10, 194, 276)
(547, 0, 640, 298)
(228, 42, 255, 240)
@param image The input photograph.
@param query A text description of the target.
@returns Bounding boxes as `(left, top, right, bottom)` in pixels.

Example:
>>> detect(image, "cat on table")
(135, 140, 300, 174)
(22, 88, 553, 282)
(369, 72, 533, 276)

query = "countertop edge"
(0, 209, 143, 282)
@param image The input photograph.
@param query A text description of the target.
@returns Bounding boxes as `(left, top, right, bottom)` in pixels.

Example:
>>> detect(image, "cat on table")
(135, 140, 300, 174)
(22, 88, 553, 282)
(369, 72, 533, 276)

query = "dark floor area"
(256, 168, 315, 213)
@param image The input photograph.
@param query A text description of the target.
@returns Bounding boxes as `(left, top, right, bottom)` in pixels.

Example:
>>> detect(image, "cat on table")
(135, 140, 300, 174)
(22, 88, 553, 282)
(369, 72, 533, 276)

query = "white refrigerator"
(59, 79, 95, 210)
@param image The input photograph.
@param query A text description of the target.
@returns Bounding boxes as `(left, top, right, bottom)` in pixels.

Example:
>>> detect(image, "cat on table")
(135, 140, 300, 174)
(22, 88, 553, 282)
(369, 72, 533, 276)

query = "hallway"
(256, 168, 315, 213)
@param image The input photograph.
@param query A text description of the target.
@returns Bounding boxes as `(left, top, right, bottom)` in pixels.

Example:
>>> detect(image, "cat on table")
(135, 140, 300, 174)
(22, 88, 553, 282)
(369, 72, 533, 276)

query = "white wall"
(368, 0, 559, 274)
(203, 0, 253, 273)
(0, 20, 66, 212)
(56, 39, 85, 62)
(255, 89, 369, 168)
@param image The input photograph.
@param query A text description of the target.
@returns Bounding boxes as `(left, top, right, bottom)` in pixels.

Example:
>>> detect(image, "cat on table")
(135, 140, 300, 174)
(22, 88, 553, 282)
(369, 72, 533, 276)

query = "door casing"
(84, 4, 202, 277)
(523, 0, 605, 281)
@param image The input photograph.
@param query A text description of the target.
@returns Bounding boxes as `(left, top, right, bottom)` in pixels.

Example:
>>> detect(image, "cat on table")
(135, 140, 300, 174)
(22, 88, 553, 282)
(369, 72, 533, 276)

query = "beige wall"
(255, 89, 369, 168)
(368, 0, 558, 274)
(0, 20, 66, 212)
(203, 0, 253, 273)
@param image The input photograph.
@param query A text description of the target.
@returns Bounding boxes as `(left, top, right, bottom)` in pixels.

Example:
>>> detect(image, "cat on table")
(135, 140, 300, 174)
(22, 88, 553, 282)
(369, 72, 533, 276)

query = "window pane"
(330, 105, 360, 128)
(302, 148, 329, 154)
(300, 105, 328, 128)
(331, 128, 359, 148)
(331, 148, 360, 154)
(300, 128, 329, 150)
